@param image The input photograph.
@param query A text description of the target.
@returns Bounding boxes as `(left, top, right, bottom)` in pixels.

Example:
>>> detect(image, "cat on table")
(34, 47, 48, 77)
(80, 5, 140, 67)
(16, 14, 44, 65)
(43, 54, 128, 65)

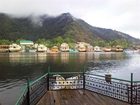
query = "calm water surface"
(0, 52, 140, 105)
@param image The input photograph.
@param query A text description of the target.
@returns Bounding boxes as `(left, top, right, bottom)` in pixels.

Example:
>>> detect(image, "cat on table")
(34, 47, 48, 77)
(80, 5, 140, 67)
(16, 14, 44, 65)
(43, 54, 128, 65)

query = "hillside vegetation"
(0, 13, 139, 48)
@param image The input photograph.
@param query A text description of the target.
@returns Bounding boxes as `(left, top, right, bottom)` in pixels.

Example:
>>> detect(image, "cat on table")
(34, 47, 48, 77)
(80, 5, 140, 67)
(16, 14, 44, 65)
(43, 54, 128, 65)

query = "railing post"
(83, 72, 85, 95)
(131, 73, 133, 105)
(27, 78, 30, 105)
(47, 66, 50, 91)
(83, 65, 86, 95)
(83, 72, 85, 90)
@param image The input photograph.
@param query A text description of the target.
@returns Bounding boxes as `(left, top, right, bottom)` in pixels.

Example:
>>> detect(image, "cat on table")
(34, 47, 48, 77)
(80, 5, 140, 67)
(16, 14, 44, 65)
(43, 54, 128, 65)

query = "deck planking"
(37, 90, 130, 105)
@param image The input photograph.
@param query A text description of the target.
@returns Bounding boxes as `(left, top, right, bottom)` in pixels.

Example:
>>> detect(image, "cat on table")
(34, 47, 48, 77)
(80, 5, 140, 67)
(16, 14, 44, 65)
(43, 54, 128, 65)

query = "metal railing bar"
(85, 73, 131, 83)
(15, 86, 27, 105)
(30, 73, 48, 86)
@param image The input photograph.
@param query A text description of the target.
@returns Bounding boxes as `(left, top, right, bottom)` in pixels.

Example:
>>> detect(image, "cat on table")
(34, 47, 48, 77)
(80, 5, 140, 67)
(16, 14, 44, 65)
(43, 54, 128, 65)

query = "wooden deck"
(37, 90, 130, 105)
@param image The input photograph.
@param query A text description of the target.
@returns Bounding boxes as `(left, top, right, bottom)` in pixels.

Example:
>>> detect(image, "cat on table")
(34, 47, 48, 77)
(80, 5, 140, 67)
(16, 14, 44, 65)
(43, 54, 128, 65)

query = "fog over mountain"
(0, 12, 139, 44)
(0, 0, 140, 39)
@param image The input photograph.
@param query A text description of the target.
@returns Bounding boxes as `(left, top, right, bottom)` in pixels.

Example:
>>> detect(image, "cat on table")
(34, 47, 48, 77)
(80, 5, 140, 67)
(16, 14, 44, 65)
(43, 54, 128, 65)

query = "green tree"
(0, 39, 12, 45)
(52, 36, 64, 47)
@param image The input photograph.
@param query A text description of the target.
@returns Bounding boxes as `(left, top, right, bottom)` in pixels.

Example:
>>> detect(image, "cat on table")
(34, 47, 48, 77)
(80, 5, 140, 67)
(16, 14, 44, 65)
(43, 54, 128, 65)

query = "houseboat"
(115, 45, 123, 52)
(9, 44, 21, 52)
(50, 46, 59, 53)
(37, 44, 47, 52)
(0, 45, 9, 53)
(76, 42, 86, 52)
(20, 40, 34, 52)
(69, 49, 79, 53)
(103, 47, 112, 52)
(86, 44, 93, 52)
(29, 48, 37, 53)
(111, 46, 116, 52)
(60, 43, 69, 52)
(94, 46, 102, 52)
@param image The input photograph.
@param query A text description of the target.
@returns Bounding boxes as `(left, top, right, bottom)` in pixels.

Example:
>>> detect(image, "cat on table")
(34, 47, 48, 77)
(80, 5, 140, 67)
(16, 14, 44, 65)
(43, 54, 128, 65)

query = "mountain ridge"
(0, 12, 139, 44)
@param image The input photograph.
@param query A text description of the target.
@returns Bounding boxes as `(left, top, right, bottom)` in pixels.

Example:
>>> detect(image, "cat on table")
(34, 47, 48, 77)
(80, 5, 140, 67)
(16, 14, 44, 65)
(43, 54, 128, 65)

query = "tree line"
(0, 36, 132, 48)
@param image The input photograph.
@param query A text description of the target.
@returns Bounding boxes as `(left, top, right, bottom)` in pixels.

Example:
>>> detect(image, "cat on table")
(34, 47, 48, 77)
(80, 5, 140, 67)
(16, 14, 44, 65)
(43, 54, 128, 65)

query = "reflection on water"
(0, 52, 140, 105)
(37, 53, 47, 63)
(4, 52, 126, 64)
(60, 53, 69, 63)
(8, 52, 47, 63)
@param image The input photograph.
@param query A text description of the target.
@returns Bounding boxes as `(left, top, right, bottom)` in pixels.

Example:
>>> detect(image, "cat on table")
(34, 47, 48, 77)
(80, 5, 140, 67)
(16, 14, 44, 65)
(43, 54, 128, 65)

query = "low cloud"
(0, 0, 139, 38)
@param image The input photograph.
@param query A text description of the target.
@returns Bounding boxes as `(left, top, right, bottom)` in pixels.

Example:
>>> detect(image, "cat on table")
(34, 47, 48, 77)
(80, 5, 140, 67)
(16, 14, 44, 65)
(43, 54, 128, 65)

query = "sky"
(0, 0, 140, 38)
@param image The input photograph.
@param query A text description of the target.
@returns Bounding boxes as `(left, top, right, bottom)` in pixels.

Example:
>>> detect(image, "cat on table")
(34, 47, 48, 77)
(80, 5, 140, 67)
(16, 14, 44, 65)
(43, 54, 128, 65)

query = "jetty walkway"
(37, 90, 129, 105)
(15, 71, 140, 105)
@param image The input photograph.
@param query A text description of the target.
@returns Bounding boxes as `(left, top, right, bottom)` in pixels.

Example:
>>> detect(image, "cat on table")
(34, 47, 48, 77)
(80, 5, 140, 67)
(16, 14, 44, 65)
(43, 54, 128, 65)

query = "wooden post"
(131, 73, 133, 105)
(27, 78, 30, 105)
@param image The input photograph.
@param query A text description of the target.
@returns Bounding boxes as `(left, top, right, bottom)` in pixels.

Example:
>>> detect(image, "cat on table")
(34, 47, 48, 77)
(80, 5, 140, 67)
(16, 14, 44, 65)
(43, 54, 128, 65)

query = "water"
(0, 52, 140, 105)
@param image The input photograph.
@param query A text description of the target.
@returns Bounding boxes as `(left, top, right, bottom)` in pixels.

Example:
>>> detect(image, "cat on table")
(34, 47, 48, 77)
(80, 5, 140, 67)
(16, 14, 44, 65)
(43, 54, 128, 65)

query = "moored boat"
(94, 46, 102, 52)
(37, 44, 47, 52)
(29, 49, 37, 53)
(103, 47, 112, 52)
(69, 49, 79, 53)
(115, 45, 123, 52)
(0, 45, 9, 53)
(50, 46, 59, 53)
(9, 44, 21, 52)
(86, 44, 93, 52)
(76, 42, 86, 52)
(60, 43, 69, 52)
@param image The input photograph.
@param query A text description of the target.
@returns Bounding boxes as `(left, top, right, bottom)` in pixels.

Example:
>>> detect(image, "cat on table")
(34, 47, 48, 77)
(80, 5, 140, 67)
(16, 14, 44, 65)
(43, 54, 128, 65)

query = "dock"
(37, 90, 129, 105)
(15, 72, 140, 105)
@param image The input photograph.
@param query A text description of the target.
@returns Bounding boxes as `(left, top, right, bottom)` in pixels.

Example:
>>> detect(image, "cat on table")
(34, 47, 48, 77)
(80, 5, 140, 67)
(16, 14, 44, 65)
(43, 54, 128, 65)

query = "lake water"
(0, 51, 140, 105)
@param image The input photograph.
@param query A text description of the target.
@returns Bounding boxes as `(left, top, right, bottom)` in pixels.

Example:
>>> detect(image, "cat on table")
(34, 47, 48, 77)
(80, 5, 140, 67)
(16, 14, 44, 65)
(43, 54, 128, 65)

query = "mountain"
(0, 13, 139, 44)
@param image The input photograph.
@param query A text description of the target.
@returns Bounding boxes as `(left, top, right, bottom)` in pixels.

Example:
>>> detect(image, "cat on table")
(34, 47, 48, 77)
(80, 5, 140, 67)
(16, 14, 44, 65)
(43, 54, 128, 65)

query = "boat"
(69, 49, 79, 53)
(86, 44, 93, 52)
(50, 46, 59, 53)
(37, 44, 47, 52)
(0, 45, 9, 52)
(9, 44, 21, 52)
(111, 46, 116, 52)
(76, 42, 86, 52)
(60, 43, 69, 52)
(103, 47, 112, 52)
(0, 49, 9, 53)
(94, 46, 102, 52)
(115, 45, 123, 52)
(29, 49, 37, 53)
